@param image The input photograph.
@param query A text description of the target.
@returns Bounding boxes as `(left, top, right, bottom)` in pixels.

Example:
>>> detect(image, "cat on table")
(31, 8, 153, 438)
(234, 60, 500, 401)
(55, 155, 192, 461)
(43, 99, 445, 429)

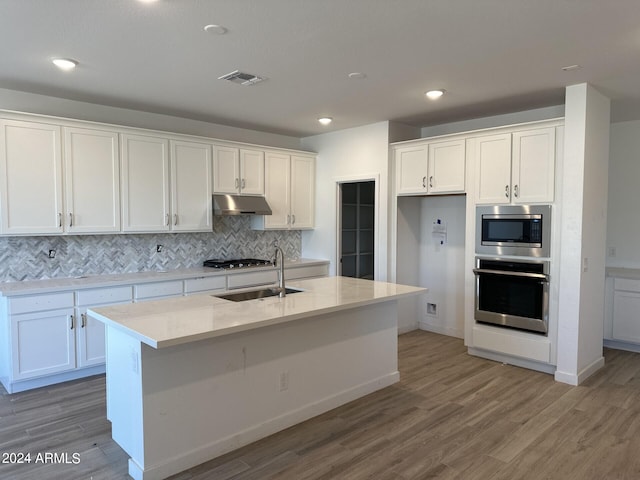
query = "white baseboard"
(3, 365, 105, 394)
(603, 339, 640, 353)
(131, 372, 400, 480)
(468, 347, 556, 375)
(554, 356, 605, 386)
(419, 320, 464, 339)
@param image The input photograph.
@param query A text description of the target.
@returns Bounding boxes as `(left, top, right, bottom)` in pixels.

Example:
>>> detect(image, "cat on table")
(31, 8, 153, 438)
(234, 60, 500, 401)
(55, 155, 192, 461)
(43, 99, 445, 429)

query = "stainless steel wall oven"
(473, 257, 550, 334)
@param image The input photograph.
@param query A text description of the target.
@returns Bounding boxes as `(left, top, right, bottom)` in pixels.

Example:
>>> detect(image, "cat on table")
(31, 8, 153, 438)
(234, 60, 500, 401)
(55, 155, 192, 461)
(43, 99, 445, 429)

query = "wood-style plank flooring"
(2, 330, 640, 479)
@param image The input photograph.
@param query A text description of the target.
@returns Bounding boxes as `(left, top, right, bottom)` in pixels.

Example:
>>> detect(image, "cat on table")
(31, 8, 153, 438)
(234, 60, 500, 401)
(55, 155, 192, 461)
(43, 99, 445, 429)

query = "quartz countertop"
(0, 258, 329, 296)
(88, 276, 426, 349)
(606, 267, 640, 280)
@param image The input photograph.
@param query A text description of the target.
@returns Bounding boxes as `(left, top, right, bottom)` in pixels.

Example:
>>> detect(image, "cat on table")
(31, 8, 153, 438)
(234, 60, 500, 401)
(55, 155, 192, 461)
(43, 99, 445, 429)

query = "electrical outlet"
(156, 245, 163, 253)
(279, 371, 289, 391)
(608, 247, 616, 257)
(48, 249, 56, 259)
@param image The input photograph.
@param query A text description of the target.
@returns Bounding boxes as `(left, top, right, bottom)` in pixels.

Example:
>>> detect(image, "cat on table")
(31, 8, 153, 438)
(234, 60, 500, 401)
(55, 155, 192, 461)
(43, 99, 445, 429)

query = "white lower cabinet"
(612, 278, 640, 344)
(134, 280, 184, 301)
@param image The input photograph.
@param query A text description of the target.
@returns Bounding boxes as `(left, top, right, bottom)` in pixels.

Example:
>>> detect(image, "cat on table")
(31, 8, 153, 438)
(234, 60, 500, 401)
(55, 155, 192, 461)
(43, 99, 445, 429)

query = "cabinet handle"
(81, 313, 86, 328)
(287, 214, 290, 224)
(58, 213, 62, 228)
(429, 176, 434, 188)
(174, 214, 178, 226)
(69, 212, 73, 227)
(514, 184, 519, 198)
(422, 176, 426, 188)
(164, 214, 169, 226)
(505, 185, 510, 198)
(235, 178, 239, 189)
(70, 315, 75, 330)
(292, 214, 296, 225)
(241, 178, 246, 189)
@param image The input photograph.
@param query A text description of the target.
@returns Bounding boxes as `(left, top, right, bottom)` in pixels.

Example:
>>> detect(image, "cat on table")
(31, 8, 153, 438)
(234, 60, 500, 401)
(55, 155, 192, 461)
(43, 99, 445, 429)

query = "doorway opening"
(339, 181, 375, 279)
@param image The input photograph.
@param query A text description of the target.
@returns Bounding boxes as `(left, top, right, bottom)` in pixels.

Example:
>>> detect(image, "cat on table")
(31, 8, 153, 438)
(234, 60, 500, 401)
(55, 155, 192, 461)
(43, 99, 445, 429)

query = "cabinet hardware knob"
(70, 315, 74, 330)
(422, 176, 426, 188)
(81, 313, 86, 328)
(174, 214, 178, 226)
(235, 178, 239, 189)
(505, 185, 510, 198)
(292, 214, 296, 225)
(58, 213, 62, 228)
(287, 214, 290, 225)
(165, 214, 170, 226)
(429, 176, 434, 188)
(514, 184, 519, 197)
(69, 213, 73, 227)
(241, 178, 246, 189)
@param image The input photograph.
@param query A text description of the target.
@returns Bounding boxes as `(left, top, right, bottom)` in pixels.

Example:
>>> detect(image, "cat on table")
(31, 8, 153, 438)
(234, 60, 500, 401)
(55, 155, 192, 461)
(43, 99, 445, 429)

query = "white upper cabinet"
(213, 145, 264, 195)
(121, 134, 171, 232)
(475, 127, 556, 205)
(474, 133, 512, 204)
(0, 119, 64, 234)
(427, 139, 466, 194)
(511, 127, 556, 204)
(64, 127, 120, 233)
(395, 145, 428, 195)
(395, 139, 465, 196)
(252, 152, 315, 230)
(170, 140, 213, 232)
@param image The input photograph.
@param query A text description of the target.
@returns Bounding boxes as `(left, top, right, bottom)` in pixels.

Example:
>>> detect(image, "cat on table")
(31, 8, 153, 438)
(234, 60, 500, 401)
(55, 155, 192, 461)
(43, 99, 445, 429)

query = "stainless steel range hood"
(212, 194, 272, 216)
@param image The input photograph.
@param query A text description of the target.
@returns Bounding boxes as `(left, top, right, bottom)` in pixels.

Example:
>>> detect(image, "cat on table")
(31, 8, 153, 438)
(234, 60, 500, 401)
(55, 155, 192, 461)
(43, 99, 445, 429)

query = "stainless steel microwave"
(476, 205, 551, 257)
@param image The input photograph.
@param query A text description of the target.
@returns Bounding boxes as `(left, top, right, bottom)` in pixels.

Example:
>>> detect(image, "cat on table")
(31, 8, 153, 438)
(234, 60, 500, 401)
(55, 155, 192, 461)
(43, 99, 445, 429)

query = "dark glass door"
(340, 181, 374, 279)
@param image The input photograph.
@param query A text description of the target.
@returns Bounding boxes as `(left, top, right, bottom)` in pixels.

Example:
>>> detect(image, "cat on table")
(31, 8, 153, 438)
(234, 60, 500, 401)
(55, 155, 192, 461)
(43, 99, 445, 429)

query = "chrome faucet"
(274, 245, 286, 297)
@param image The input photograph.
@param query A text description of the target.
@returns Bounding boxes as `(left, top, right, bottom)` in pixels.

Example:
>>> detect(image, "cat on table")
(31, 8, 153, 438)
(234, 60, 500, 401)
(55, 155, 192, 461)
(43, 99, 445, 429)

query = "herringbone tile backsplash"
(0, 216, 301, 282)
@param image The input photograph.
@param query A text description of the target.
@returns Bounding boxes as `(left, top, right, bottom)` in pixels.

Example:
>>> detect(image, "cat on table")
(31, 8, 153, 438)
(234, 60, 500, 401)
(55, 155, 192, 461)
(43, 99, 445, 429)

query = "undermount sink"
(214, 287, 303, 302)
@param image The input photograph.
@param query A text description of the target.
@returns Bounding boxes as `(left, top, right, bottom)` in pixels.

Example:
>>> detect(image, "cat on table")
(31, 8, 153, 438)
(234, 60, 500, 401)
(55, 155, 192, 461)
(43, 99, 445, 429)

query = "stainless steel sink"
(214, 287, 303, 302)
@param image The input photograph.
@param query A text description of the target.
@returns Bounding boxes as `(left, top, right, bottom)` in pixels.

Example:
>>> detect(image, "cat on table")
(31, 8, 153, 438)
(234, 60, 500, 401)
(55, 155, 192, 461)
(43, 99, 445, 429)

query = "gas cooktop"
(203, 258, 273, 269)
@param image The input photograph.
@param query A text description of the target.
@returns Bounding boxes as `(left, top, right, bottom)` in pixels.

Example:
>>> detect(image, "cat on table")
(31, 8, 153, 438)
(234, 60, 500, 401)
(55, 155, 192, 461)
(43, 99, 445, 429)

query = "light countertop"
(606, 267, 640, 280)
(88, 276, 426, 349)
(0, 259, 329, 296)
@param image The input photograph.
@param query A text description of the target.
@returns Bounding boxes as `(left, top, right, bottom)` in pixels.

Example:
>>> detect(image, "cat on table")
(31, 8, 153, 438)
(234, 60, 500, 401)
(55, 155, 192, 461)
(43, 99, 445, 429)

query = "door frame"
(334, 174, 380, 279)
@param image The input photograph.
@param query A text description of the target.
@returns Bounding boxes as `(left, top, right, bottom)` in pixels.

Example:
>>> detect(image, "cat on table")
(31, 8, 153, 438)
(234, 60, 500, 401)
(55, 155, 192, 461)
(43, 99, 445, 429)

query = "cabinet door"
(512, 127, 555, 204)
(11, 308, 76, 380)
(64, 127, 120, 233)
(395, 145, 428, 195)
(239, 148, 265, 195)
(474, 133, 512, 204)
(613, 290, 640, 343)
(121, 134, 170, 232)
(213, 145, 240, 194)
(76, 306, 106, 368)
(263, 152, 291, 229)
(427, 139, 465, 194)
(0, 119, 63, 234)
(170, 140, 212, 231)
(290, 155, 315, 229)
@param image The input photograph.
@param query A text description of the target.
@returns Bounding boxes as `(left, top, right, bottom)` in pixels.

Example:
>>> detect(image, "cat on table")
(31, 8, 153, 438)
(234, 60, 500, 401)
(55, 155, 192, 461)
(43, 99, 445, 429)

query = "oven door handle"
(473, 268, 549, 282)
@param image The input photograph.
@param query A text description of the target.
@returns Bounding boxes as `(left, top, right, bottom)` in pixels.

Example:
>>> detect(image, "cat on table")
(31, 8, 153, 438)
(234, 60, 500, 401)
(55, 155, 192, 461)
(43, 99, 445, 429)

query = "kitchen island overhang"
(88, 276, 426, 480)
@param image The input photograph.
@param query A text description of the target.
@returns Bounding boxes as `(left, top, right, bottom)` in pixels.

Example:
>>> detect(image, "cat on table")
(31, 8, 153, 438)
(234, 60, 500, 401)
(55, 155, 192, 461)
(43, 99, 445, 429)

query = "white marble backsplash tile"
(0, 216, 301, 282)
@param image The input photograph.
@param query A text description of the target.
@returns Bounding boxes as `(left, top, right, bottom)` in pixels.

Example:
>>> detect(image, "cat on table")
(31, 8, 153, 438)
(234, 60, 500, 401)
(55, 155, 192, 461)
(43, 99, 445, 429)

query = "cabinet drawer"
(227, 270, 278, 289)
(9, 292, 74, 315)
(76, 286, 133, 306)
(184, 276, 226, 294)
(134, 280, 184, 300)
(286, 264, 329, 280)
(614, 277, 640, 293)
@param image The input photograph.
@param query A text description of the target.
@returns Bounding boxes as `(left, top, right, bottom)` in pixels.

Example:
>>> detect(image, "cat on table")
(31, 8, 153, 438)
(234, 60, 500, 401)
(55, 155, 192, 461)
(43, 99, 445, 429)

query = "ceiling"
(2, 0, 640, 137)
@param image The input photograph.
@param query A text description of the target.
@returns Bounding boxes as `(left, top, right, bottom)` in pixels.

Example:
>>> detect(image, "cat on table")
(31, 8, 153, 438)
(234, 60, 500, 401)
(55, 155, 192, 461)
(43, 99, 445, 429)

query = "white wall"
(555, 83, 610, 385)
(300, 122, 391, 281)
(0, 87, 301, 150)
(607, 120, 640, 268)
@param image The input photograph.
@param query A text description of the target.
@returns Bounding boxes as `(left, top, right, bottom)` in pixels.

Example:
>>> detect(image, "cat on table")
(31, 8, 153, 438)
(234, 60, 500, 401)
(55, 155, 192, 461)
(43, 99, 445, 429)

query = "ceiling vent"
(218, 70, 265, 85)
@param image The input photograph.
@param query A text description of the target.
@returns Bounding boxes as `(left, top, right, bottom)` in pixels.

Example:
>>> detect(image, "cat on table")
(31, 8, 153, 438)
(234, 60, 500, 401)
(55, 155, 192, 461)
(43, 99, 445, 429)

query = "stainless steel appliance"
(203, 258, 273, 269)
(476, 205, 551, 257)
(212, 194, 272, 216)
(473, 257, 549, 334)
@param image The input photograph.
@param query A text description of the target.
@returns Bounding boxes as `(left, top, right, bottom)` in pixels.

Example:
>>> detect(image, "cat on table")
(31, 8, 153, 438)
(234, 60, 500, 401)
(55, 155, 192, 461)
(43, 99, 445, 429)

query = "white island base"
(105, 300, 399, 480)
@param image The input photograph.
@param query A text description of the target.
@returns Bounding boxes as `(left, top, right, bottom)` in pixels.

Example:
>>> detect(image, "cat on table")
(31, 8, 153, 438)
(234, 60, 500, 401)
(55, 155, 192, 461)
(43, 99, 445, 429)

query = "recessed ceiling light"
(561, 64, 582, 72)
(425, 89, 445, 100)
(348, 72, 366, 80)
(204, 24, 228, 35)
(52, 58, 78, 71)
(318, 117, 333, 126)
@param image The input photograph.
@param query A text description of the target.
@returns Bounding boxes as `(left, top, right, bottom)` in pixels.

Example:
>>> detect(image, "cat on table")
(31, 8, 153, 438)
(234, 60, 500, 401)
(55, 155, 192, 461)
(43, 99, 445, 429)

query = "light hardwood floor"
(2, 330, 640, 479)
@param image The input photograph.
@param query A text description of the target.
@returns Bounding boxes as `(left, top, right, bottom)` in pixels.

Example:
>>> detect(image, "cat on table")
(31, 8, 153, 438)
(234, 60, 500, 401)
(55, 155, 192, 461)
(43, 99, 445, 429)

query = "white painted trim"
(419, 321, 464, 339)
(334, 174, 380, 279)
(3, 365, 105, 393)
(554, 356, 605, 385)
(604, 339, 640, 353)
(468, 347, 556, 375)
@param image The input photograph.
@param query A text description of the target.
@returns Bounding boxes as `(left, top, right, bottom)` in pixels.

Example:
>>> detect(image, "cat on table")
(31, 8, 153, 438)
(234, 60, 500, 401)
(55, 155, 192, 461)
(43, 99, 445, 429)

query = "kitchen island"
(88, 276, 425, 480)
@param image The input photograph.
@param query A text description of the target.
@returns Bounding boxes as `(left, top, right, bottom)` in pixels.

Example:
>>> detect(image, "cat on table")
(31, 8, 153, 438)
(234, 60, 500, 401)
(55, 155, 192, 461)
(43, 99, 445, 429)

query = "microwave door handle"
(473, 268, 549, 282)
